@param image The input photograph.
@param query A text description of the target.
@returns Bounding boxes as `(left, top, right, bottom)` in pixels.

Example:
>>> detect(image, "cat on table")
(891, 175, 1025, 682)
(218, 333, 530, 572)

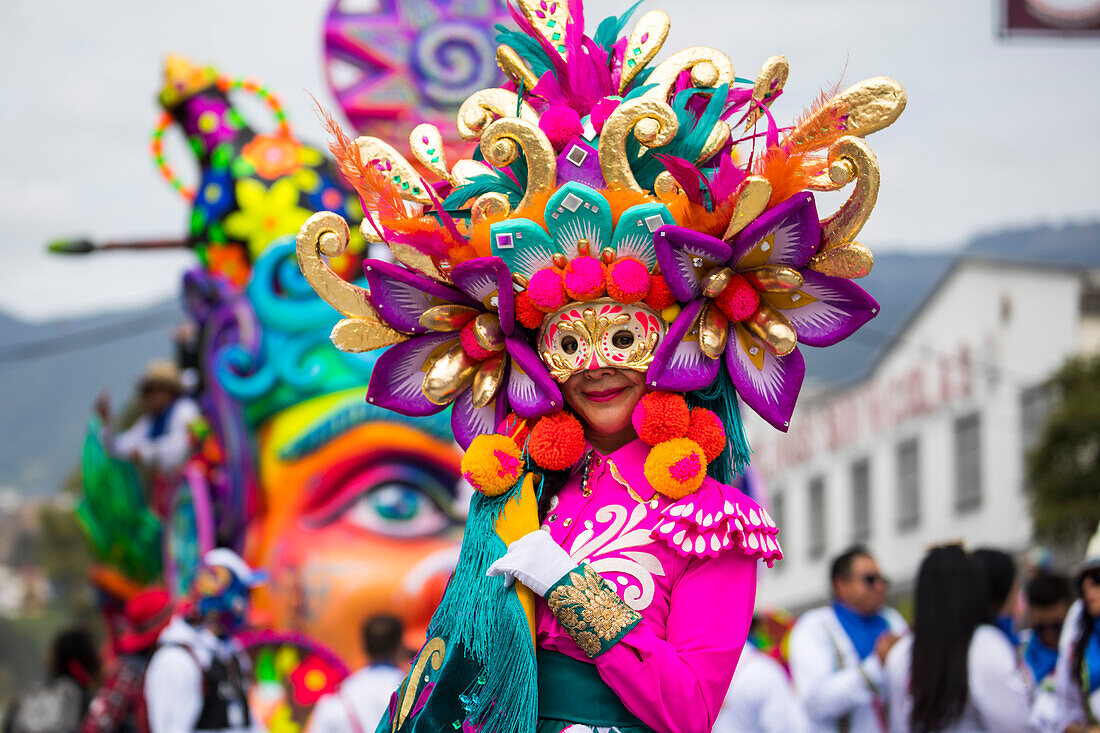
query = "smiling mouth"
(583, 386, 628, 402)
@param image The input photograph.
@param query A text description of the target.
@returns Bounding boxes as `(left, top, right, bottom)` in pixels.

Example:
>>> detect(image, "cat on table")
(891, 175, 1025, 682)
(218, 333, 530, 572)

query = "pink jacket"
(534, 439, 782, 733)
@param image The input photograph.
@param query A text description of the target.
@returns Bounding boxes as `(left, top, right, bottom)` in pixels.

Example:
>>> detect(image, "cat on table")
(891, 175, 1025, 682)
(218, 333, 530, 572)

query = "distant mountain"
(0, 301, 181, 496)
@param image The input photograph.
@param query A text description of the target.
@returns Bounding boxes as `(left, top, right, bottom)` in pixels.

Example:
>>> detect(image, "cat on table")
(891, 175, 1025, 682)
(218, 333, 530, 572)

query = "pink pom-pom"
(714, 274, 760, 322)
(563, 256, 606, 301)
(539, 105, 583, 152)
(606, 258, 651, 304)
(527, 268, 568, 312)
(460, 321, 496, 361)
(590, 98, 619, 135)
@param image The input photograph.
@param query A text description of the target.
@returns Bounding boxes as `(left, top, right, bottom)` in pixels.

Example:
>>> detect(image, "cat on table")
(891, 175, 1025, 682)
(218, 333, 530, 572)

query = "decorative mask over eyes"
(538, 299, 665, 382)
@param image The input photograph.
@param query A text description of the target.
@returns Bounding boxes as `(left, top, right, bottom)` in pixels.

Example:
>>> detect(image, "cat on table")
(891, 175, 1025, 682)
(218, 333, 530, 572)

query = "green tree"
(1028, 356, 1100, 545)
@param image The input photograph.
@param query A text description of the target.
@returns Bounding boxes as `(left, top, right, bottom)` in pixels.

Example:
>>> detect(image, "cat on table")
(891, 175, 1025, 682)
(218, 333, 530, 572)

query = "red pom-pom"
(687, 408, 726, 463)
(590, 97, 619, 135)
(527, 268, 568, 311)
(529, 411, 587, 471)
(539, 105, 583, 152)
(606, 258, 651, 304)
(460, 321, 496, 361)
(644, 274, 676, 311)
(631, 391, 690, 446)
(563, 256, 606, 301)
(514, 291, 546, 330)
(714, 274, 760, 322)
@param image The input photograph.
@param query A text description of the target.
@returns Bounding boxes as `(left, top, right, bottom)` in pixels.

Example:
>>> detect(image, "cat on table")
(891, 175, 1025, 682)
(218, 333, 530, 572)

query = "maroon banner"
(1002, 0, 1100, 36)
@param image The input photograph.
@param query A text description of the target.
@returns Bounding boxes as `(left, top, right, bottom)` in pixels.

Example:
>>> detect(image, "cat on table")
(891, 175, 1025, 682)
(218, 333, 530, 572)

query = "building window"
(851, 459, 871, 542)
(955, 412, 983, 512)
(808, 477, 826, 559)
(1021, 384, 1052, 454)
(897, 438, 921, 530)
(771, 490, 786, 570)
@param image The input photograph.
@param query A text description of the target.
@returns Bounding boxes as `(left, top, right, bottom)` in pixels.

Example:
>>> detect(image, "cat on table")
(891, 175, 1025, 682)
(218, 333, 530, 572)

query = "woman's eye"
(561, 335, 579, 355)
(343, 482, 452, 538)
(611, 330, 635, 349)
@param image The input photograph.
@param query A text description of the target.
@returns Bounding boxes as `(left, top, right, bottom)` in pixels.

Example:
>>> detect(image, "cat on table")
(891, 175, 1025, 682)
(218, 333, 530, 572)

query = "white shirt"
(107, 397, 200, 473)
(306, 665, 405, 733)
(714, 644, 809, 733)
(144, 616, 263, 733)
(884, 625, 1038, 733)
(1047, 599, 1100, 733)
(788, 605, 908, 733)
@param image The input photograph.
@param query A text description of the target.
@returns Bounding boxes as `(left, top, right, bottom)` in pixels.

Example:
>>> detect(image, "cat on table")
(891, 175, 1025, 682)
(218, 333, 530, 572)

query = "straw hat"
(138, 359, 184, 394)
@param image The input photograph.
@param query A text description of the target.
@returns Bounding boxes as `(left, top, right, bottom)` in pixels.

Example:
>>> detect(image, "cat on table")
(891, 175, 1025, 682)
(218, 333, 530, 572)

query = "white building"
(752, 253, 1100, 610)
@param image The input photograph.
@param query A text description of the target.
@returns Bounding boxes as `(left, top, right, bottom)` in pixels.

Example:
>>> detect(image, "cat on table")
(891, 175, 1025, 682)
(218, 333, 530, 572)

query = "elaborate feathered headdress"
(298, 0, 906, 448)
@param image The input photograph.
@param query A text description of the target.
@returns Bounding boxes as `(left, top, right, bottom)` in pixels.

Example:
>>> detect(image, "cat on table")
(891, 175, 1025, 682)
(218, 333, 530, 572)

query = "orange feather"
(314, 102, 407, 221)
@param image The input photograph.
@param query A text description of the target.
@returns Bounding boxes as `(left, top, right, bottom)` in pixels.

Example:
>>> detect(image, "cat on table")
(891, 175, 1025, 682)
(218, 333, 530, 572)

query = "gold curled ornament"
(744, 55, 789, 129)
(743, 266, 804, 292)
(457, 88, 540, 141)
(598, 98, 679, 194)
(392, 637, 446, 732)
(834, 77, 907, 138)
(472, 353, 506, 408)
(722, 176, 772, 241)
(388, 241, 449, 283)
(697, 120, 731, 164)
(642, 47, 735, 104)
(745, 302, 797, 356)
(422, 341, 480, 405)
(653, 171, 682, 203)
(618, 10, 671, 94)
(496, 44, 540, 92)
(813, 136, 880, 250)
(516, 0, 571, 58)
(698, 302, 729, 359)
(479, 117, 556, 213)
(355, 137, 431, 205)
(296, 212, 409, 353)
(409, 123, 450, 182)
(360, 218, 384, 244)
(450, 158, 494, 187)
(809, 241, 875, 278)
(471, 192, 512, 226)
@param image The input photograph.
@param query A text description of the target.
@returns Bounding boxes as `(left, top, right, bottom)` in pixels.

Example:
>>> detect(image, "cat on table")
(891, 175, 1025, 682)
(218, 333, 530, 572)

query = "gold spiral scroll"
(785, 77, 906, 152)
(496, 45, 540, 93)
(642, 47, 735, 104)
(598, 98, 679, 194)
(296, 212, 408, 353)
(457, 88, 540, 141)
(479, 118, 556, 213)
(744, 56, 789, 129)
(815, 136, 881, 251)
(618, 10, 672, 94)
(355, 137, 432, 205)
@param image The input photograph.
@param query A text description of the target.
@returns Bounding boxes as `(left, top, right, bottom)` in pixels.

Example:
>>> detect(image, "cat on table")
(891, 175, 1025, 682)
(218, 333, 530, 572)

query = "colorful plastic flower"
(287, 655, 341, 706)
(241, 134, 305, 180)
(223, 178, 312, 259)
(205, 243, 250, 288)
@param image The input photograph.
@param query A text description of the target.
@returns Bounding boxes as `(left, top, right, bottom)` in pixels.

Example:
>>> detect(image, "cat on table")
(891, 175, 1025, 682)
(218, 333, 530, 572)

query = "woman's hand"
(486, 529, 577, 597)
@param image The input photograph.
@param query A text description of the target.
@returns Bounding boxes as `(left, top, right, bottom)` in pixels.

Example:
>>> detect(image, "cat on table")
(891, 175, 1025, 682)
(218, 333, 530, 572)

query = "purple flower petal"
(451, 257, 516, 335)
(451, 381, 508, 450)
(504, 336, 563, 417)
(725, 324, 805, 432)
(653, 226, 733, 302)
(362, 259, 474, 334)
(729, 192, 820, 271)
(366, 332, 457, 416)
(768, 270, 880, 347)
(646, 299, 720, 391)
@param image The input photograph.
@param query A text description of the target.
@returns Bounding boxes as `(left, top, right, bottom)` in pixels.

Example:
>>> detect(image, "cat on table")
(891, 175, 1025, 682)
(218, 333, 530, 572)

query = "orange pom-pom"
(529, 411, 586, 471)
(644, 438, 707, 499)
(644, 274, 676, 311)
(631, 391, 690, 446)
(687, 408, 726, 463)
(514, 291, 546, 330)
(461, 434, 524, 496)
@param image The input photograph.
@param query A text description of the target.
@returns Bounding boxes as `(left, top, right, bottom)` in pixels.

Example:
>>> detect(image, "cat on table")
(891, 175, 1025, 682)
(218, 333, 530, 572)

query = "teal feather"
(685, 367, 752, 484)
(424, 476, 539, 733)
(627, 84, 730, 190)
(593, 0, 644, 52)
(494, 24, 552, 79)
(621, 81, 657, 102)
(443, 171, 523, 210)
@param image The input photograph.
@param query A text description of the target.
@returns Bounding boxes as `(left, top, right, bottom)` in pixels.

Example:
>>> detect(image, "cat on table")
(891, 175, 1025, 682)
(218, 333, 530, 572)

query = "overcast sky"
(2, 0, 1098, 322)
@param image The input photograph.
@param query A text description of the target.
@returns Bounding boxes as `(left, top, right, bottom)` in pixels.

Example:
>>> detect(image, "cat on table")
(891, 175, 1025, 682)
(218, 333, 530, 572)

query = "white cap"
(1078, 522, 1100, 576)
(202, 548, 265, 587)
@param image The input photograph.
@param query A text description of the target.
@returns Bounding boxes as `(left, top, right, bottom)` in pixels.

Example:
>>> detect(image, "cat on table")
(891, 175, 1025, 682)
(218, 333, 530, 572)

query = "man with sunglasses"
(789, 545, 907, 733)
(1024, 571, 1072, 730)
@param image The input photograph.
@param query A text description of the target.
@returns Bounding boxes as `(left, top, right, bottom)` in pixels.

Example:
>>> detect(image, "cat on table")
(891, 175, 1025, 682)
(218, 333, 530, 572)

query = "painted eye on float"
(344, 482, 452, 538)
(561, 335, 579, 355)
(611, 330, 635, 349)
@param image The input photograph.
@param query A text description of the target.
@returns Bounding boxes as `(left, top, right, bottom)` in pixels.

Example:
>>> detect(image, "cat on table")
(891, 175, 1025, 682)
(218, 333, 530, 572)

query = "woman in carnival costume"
(297, 1, 905, 731)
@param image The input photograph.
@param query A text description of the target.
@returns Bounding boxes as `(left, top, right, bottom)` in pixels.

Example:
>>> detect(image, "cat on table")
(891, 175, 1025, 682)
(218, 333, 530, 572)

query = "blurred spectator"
(788, 545, 907, 733)
(95, 360, 200, 475)
(144, 550, 262, 733)
(4, 628, 100, 733)
(714, 617, 808, 733)
(1051, 525, 1100, 733)
(82, 589, 174, 733)
(884, 545, 1036, 732)
(972, 548, 1021, 646)
(1024, 571, 1072, 730)
(306, 615, 407, 733)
